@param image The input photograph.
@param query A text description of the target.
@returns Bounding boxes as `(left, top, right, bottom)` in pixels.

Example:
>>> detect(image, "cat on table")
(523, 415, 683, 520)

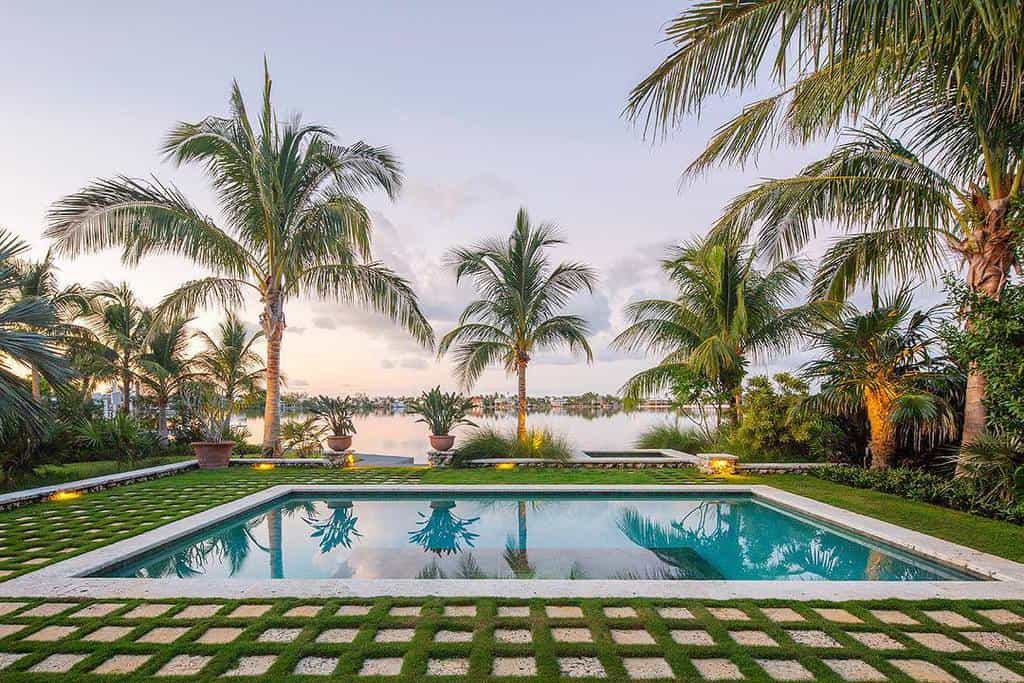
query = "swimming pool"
(94, 492, 975, 582)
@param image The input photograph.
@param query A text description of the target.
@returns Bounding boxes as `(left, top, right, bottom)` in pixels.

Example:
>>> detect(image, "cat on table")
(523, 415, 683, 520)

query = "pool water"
(97, 494, 976, 581)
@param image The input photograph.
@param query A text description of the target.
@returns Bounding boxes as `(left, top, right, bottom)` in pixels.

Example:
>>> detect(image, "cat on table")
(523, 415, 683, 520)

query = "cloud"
(403, 174, 519, 222)
(311, 316, 337, 330)
(380, 360, 395, 369)
(400, 357, 429, 370)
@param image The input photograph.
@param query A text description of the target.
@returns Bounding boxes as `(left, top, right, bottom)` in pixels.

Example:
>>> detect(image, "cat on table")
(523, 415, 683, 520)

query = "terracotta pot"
(429, 434, 455, 451)
(326, 435, 353, 452)
(191, 441, 234, 469)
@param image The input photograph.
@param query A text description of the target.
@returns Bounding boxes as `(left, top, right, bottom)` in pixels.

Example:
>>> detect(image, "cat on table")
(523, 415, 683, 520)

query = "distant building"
(91, 388, 134, 417)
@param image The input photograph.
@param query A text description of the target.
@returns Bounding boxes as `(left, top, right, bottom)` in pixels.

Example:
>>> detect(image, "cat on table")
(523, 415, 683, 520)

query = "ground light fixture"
(495, 463, 517, 470)
(252, 463, 275, 471)
(48, 490, 83, 502)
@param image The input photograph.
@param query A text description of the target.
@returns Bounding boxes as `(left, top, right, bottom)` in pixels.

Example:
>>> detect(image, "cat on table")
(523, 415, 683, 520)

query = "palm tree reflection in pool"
(303, 501, 363, 553)
(408, 501, 480, 556)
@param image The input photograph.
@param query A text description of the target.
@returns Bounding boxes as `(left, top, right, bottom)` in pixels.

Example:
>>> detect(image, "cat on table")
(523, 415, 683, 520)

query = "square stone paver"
(550, 627, 597, 643)
(605, 606, 638, 618)
(813, 608, 862, 624)
(821, 659, 887, 682)
(961, 631, 1024, 651)
(756, 659, 815, 681)
(612, 628, 656, 645)
(869, 609, 918, 625)
(0, 625, 24, 639)
(92, 655, 151, 675)
(317, 628, 359, 643)
(228, 604, 271, 619)
(888, 659, 956, 682)
(137, 626, 190, 644)
(692, 658, 743, 681)
(24, 625, 78, 641)
(21, 602, 76, 617)
(496, 628, 534, 643)
(389, 606, 421, 617)
(173, 604, 222, 619)
(0, 653, 26, 670)
(84, 625, 134, 642)
(906, 632, 970, 652)
(761, 608, 804, 623)
(293, 657, 338, 676)
(671, 629, 715, 646)
(559, 657, 606, 678)
(546, 605, 584, 619)
(0, 603, 25, 616)
(730, 630, 777, 647)
(196, 627, 245, 644)
(444, 605, 476, 617)
(658, 607, 694, 620)
(787, 630, 840, 648)
(957, 661, 1024, 683)
(360, 658, 403, 677)
(623, 657, 674, 680)
(708, 607, 749, 621)
(223, 655, 277, 677)
(71, 602, 124, 618)
(283, 605, 322, 618)
(977, 609, 1024, 625)
(28, 653, 87, 673)
(337, 605, 372, 616)
(847, 632, 905, 649)
(258, 627, 303, 643)
(923, 610, 978, 628)
(435, 629, 473, 643)
(375, 628, 415, 643)
(428, 658, 470, 676)
(124, 603, 174, 619)
(498, 606, 530, 618)
(493, 657, 537, 677)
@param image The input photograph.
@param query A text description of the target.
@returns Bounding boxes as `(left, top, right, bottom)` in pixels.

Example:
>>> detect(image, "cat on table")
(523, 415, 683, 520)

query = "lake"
(242, 410, 693, 464)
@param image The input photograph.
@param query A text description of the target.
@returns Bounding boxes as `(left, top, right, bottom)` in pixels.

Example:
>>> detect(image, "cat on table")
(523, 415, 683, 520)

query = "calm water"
(99, 494, 973, 581)
(243, 410, 694, 463)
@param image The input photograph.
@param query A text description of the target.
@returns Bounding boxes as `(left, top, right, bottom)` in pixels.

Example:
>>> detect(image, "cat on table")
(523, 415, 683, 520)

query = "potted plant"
(310, 395, 357, 452)
(406, 386, 476, 451)
(182, 384, 235, 469)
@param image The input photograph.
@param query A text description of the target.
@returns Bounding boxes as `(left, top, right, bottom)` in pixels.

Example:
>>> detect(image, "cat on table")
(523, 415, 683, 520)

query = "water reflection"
(407, 501, 480, 555)
(303, 501, 362, 553)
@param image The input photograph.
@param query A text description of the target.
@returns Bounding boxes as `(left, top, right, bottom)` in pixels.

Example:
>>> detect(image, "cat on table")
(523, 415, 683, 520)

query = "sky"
(1, 1, 887, 396)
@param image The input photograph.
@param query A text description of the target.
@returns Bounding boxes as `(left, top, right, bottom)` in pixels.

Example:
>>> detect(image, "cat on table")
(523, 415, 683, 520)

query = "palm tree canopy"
(439, 208, 596, 388)
(612, 234, 816, 400)
(137, 316, 193, 401)
(83, 282, 152, 376)
(45, 61, 433, 347)
(193, 313, 265, 399)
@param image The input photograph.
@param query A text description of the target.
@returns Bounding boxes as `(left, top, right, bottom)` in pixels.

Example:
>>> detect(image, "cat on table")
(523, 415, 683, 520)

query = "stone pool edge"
(3, 484, 1024, 601)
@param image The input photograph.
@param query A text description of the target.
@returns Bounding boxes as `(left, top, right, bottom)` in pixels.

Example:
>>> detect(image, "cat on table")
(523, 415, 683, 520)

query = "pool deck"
(5, 484, 1024, 602)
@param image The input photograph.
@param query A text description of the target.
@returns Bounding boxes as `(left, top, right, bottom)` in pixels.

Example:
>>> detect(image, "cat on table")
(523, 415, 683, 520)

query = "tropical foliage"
(406, 386, 475, 436)
(309, 395, 357, 437)
(452, 427, 572, 467)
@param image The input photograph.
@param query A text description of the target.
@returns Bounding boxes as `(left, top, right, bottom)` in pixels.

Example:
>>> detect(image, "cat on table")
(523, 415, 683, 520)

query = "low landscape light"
(495, 462, 516, 470)
(252, 463, 275, 471)
(709, 458, 734, 475)
(49, 490, 82, 502)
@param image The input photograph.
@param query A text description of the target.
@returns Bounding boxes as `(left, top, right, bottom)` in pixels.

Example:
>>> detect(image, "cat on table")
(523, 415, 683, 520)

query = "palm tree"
(800, 288, 962, 470)
(83, 282, 152, 415)
(137, 316, 193, 446)
(611, 234, 815, 422)
(45, 62, 433, 454)
(193, 313, 265, 432)
(0, 229, 72, 435)
(627, 1, 1024, 450)
(440, 208, 596, 440)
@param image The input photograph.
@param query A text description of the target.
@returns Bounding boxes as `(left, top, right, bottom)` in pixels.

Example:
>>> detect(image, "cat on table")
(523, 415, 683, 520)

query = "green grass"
(420, 467, 713, 485)
(0, 456, 192, 494)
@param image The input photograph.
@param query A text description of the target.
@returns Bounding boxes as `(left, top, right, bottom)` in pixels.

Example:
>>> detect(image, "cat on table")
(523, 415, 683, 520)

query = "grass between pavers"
(0, 456, 193, 494)
(0, 596, 1020, 681)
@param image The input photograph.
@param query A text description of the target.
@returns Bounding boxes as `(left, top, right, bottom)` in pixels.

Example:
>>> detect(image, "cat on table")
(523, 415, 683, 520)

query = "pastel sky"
(2, 1, 900, 396)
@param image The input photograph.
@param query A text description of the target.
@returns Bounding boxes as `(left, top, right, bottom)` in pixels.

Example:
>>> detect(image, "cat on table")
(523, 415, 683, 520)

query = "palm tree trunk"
(517, 500, 527, 552)
(121, 368, 131, 416)
(156, 398, 169, 448)
(30, 368, 41, 402)
(261, 292, 286, 456)
(267, 509, 283, 579)
(865, 390, 896, 470)
(516, 358, 527, 441)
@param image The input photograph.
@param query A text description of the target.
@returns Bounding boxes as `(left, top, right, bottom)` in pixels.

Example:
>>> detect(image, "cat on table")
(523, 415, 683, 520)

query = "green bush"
(453, 427, 572, 466)
(732, 373, 823, 461)
(634, 423, 712, 453)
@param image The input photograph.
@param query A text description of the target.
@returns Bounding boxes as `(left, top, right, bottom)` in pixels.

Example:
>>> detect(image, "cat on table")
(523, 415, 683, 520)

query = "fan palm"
(193, 313, 265, 433)
(82, 282, 152, 415)
(627, 1, 1024, 451)
(137, 316, 193, 446)
(440, 208, 596, 440)
(611, 234, 815, 422)
(45, 63, 433, 454)
(800, 288, 962, 470)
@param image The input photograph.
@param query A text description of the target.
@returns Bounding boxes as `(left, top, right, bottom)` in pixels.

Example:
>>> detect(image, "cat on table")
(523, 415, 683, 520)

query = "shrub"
(308, 395, 357, 436)
(634, 423, 712, 453)
(733, 373, 823, 461)
(73, 414, 158, 461)
(452, 427, 572, 466)
(406, 387, 475, 436)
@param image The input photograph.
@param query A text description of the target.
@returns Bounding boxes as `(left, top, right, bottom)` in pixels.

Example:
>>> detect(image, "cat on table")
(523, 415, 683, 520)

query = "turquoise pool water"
(97, 494, 976, 581)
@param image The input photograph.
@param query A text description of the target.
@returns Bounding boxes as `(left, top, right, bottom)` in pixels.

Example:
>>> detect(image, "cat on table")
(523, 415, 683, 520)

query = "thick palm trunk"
(261, 291, 286, 456)
(865, 390, 896, 470)
(516, 358, 528, 441)
(30, 368, 41, 402)
(156, 399, 169, 448)
(121, 369, 131, 416)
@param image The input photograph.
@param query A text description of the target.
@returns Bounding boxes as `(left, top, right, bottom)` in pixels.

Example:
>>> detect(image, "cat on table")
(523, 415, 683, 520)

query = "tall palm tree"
(440, 208, 596, 440)
(800, 288, 962, 470)
(0, 229, 72, 435)
(137, 316, 193, 446)
(46, 63, 433, 454)
(611, 234, 815, 422)
(193, 313, 265, 432)
(627, 1, 1024, 450)
(83, 282, 152, 416)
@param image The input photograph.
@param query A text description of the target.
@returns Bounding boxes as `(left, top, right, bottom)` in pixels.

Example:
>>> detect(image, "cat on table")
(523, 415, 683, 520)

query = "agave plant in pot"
(310, 395, 357, 453)
(182, 383, 235, 469)
(407, 386, 475, 452)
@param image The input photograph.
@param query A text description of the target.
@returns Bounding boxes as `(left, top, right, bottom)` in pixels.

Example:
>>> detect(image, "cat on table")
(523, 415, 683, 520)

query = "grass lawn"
(0, 466, 1020, 680)
(0, 455, 192, 494)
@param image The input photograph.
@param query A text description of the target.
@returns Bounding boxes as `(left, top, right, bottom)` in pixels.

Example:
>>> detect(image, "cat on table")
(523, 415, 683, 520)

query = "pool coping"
(3, 484, 1024, 600)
